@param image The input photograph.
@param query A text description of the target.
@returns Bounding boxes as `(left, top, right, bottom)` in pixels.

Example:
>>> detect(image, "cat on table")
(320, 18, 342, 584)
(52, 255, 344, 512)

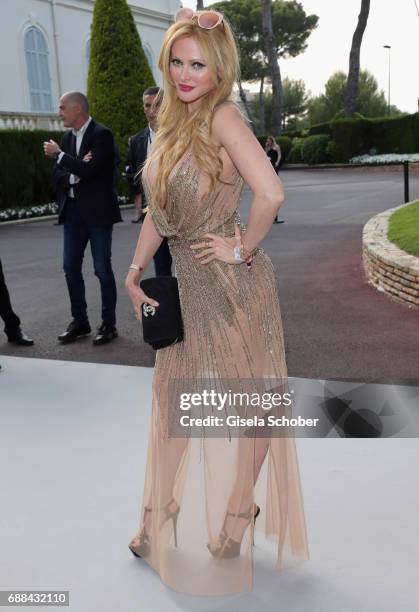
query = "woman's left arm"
(212, 104, 284, 254)
(275, 146, 282, 168)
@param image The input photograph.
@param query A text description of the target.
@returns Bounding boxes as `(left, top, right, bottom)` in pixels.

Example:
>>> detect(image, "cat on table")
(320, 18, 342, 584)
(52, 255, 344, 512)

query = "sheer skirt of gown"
(129, 149, 309, 595)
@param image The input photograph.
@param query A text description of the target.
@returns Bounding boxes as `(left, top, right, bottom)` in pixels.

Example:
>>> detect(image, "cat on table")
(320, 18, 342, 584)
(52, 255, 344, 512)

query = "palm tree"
(344, 0, 371, 116)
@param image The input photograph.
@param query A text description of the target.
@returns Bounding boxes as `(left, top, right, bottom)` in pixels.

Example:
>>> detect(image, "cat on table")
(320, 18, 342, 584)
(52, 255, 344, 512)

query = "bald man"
(44, 91, 122, 346)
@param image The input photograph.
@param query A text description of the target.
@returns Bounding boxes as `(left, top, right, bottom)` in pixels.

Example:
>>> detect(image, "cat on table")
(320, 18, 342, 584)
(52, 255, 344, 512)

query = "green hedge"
(5, 114, 417, 206)
(329, 118, 372, 162)
(287, 137, 304, 163)
(301, 134, 334, 164)
(277, 136, 292, 162)
(0, 130, 64, 210)
(283, 129, 304, 139)
(307, 122, 332, 137)
(305, 112, 419, 162)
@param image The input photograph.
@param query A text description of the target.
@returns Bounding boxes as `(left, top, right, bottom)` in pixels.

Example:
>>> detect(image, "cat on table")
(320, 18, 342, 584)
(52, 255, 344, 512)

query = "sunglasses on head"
(175, 8, 224, 30)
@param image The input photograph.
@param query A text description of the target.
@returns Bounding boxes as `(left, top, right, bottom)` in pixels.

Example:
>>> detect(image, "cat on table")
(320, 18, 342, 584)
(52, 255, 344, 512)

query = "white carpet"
(0, 356, 418, 611)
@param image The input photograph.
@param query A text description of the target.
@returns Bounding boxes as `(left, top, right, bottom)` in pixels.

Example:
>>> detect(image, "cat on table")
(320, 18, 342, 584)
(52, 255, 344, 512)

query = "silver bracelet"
(129, 264, 142, 272)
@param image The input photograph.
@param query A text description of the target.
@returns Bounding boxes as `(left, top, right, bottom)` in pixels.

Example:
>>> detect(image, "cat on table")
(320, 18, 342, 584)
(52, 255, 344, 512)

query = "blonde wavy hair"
(143, 12, 240, 210)
(265, 135, 280, 150)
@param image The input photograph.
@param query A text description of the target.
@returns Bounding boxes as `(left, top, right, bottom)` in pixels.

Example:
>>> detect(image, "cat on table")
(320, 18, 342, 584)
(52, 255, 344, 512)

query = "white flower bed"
(0, 196, 130, 223)
(0, 202, 58, 222)
(350, 153, 419, 164)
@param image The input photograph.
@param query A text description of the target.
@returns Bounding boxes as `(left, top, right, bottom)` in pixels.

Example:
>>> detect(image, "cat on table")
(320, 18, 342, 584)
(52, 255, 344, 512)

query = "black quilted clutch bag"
(139, 276, 184, 350)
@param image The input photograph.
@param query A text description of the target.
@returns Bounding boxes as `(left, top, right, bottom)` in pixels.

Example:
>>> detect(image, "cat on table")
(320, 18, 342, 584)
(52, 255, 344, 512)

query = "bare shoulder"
(211, 103, 253, 177)
(211, 101, 246, 144)
(213, 100, 243, 120)
(209, 101, 283, 200)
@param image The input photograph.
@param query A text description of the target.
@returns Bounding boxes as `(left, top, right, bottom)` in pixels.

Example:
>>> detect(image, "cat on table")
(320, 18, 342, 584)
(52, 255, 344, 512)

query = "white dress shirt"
(58, 116, 92, 197)
(146, 125, 156, 157)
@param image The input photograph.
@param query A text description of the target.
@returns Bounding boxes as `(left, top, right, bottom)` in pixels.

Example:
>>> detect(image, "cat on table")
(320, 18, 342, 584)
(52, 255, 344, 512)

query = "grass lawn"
(387, 201, 419, 257)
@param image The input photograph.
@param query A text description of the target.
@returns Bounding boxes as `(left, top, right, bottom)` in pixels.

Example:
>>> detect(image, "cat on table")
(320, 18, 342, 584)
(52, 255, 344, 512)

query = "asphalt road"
(1, 167, 418, 380)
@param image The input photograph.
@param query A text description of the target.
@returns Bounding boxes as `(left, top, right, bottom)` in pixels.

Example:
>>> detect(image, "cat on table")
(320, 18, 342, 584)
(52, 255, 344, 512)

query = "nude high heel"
(128, 498, 180, 558)
(207, 504, 260, 559)
(128, 506, 152, 558)
(162, 498, 180, 548)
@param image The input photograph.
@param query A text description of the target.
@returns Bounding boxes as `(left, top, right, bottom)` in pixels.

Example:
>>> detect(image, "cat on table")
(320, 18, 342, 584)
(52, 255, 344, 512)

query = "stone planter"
(363, 203, 419, 308)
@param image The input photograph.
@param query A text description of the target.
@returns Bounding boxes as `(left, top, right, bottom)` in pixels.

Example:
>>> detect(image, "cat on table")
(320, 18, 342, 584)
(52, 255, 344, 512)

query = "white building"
(0, 0, 180, 130)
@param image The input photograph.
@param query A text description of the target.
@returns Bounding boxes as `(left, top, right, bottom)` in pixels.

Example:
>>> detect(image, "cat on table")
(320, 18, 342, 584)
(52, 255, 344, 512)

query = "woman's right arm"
(125, 212, 163, 314)
(211, 105, 284, 255)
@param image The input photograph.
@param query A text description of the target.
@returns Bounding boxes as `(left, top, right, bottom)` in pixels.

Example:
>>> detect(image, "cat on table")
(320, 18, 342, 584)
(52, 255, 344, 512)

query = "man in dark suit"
(43, 91, 122, 345)
(0, 257, 34, 346)
(126, 86, 172, 276)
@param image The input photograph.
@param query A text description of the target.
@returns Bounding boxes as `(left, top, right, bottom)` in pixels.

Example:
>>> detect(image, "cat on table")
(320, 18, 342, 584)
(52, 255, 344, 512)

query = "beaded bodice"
(142, 149, 244, 246)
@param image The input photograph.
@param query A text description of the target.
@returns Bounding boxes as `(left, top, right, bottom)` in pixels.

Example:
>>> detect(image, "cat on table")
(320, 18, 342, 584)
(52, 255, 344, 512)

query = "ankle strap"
(226, 509, 251, 519)
(226, 503, 258, 520)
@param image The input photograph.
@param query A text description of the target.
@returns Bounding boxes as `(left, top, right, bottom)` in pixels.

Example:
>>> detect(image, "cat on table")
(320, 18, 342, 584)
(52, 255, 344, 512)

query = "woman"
(265, 136, 282, 223)
(265, 135, 281, 173)
(125, 8, 309, 595)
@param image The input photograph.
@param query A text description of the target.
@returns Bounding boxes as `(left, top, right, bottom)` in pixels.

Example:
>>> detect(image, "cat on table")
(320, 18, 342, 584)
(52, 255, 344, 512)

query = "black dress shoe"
(7, 328, 34, 346)
(58, 320, 91, 343)
(93, 323, 118, 346)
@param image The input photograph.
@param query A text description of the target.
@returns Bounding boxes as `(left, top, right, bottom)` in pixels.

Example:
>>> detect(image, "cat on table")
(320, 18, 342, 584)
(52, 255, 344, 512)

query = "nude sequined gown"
(131, 148, 309, 595)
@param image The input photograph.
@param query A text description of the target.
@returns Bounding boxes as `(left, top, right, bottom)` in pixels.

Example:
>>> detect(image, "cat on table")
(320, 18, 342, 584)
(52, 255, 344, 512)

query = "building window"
(24, 26, 53, 112)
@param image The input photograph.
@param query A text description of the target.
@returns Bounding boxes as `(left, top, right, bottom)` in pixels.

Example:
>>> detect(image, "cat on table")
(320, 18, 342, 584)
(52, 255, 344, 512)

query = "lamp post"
(383, 45, 391, 116)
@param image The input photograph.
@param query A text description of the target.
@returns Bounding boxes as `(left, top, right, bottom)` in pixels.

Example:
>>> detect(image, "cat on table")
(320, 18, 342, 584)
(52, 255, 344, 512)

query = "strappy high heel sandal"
(207, 504, 260, 559)
(128, 498, 180, 558)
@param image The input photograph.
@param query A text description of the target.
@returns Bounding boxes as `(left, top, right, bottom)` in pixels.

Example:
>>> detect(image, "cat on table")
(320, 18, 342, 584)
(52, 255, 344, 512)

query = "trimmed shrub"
(304, 112, 419, 162)
(325, 139, 337, 161)
(368, 113, 419, 155)
(329, 117, 373, 162)
(307, 122, 332, 137)
(277, 136, 292, 164)
(87, 0, 155, 163)
(283, 129, 304, 139)
(287, 137, 304, 163)
(0, 130, 64, 209)
(301, 134, 332, 164)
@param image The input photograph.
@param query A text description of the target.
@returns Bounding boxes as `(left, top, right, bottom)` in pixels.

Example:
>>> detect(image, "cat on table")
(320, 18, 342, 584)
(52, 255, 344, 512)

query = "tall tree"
(261, 0, 282, 135)
(343, 0, 370, 116)
(281, 78, 309, 129)
(211, 0, 318, 130)
(309, 70, 403, 125)
(87, 0, 155, 161)
(258, 73, 266, 133)
(239, 35, 266, 128)
(252, 78, 310, 133)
